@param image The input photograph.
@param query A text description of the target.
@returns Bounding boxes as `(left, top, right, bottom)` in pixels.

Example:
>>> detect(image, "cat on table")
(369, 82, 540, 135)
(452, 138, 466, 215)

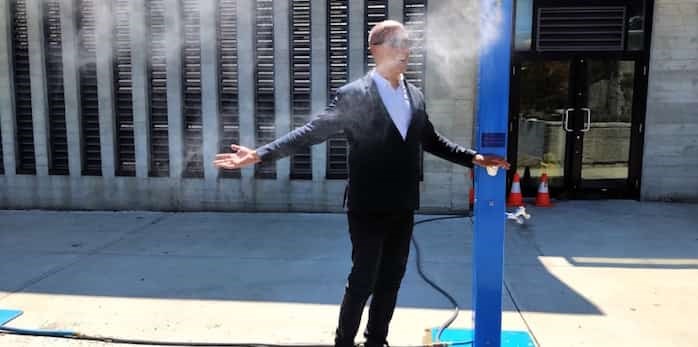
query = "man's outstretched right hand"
(213, 144, 261, 170)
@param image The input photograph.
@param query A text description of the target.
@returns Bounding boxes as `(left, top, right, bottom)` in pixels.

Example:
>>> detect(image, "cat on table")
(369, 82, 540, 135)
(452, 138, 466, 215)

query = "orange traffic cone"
(507, 172, 524, 207)
(468, 170, 475, 209)
(535, 173, 553, 207)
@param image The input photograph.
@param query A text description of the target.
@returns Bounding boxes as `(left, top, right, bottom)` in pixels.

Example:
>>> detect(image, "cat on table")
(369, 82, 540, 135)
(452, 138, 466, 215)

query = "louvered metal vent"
(254, 0, 276, 179)
(404, 0, 427, 181)
(365, 0, 388, 71)
(78, 0, 102, 176)
(113, 0, 135, 176)
(182, 0, 204, 178)
(290, 0, 312, 180)
(536, 7, 627, 52)
(44, 0, 69, 175)
(326, 0, 349, 179)
(11, 0, 36, 175)
(147, 0, 169, 177)
(218, 0, 240, 179)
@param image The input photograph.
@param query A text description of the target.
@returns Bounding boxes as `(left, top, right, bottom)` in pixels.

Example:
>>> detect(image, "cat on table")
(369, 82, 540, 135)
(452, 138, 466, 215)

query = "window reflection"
(581, 60, 635, 180)
(516, 61, 570, 192)
(514, 0, 533, 51)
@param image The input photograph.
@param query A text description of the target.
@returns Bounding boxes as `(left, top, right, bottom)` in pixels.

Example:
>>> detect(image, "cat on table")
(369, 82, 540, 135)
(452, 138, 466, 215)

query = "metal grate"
(113, 0, 135, 176)
(181, 0, 204, 178)
(147, 0, 169, 177)
(403, 0, 426, 180)
(11, 0, 36, 175)
(365, 0, 388, 72)
(327, 136, 349, 180)
(218, 0, 241, 179)
(78, 0, 102, 176)
(254, 0, 276, 179)
(290, 0, 312, 179)
(325, 0, 349, 179)
(44, 0, 69, 175)
(536, 6, 627, 52)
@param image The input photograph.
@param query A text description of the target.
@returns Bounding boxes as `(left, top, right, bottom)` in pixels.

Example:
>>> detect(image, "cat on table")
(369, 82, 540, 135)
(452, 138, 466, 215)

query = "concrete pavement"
(1, 200, 697, 346)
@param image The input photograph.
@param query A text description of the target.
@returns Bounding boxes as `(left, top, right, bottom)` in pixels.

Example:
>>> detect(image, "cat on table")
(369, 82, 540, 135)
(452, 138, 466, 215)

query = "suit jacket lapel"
(403, 80, 421, 139)
(365, 73, 390, 118)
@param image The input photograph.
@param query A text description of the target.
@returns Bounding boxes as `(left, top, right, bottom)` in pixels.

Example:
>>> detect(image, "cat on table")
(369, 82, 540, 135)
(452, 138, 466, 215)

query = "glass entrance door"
(514, 60, 570, 196)
(576, 59, 635, 193)
(512, 58, 641, 198)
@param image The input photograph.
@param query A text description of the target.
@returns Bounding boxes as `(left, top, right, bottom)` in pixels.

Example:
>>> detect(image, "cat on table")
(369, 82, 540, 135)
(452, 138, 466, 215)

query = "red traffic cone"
(507, 172, 525, 207)
(535, 173, 553, 207)
(468, 170, 475, 209)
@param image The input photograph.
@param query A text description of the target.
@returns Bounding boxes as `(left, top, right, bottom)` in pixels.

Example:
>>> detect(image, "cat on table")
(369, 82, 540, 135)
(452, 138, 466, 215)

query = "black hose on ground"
(412, 214, 472, 344)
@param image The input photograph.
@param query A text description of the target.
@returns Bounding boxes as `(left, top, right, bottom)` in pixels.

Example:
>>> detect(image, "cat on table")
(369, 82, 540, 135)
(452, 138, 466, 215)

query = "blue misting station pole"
(472, 0, 513, 346)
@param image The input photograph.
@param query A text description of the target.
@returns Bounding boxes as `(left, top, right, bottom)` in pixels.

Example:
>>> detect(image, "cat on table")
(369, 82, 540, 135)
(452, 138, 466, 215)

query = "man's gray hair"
(368, 20, 406, 46)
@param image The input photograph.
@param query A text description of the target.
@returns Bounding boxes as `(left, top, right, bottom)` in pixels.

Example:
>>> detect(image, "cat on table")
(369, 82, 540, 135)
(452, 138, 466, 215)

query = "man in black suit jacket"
(214, 20, 509, 347)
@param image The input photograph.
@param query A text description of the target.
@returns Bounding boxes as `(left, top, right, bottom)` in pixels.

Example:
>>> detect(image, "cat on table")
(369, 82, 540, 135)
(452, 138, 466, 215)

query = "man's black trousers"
(335, 210, 414, 347)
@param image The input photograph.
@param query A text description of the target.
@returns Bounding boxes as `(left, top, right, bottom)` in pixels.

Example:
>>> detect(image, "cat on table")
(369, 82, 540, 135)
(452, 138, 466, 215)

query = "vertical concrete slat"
(0, 0, 17, 176)
(95, 0, 116, 177)
(349, 0, 365, 80)
(237, 0, 255, 181)
(201, 0, 220, 181)
(27, 0, 50, 176)
(60, 0, 82, 177)
(131, 0, 150, 178)
(274, 0, 290, 181)
(166, 0, 183, 178)
(311, 0, 327, 181)
(389, 0, 404, 22)
(236, 0, 256, 206)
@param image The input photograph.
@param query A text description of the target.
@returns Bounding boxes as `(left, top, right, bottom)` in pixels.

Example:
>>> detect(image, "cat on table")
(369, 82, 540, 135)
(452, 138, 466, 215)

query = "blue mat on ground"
(431, 328, 535, 347)
(0, 309, 23, 326)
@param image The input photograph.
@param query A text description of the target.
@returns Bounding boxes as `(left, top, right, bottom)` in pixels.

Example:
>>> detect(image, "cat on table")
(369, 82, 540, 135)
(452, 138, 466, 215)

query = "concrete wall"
(420, 1, 477, 210)
(0, 0, 476, 212)
(643, 0, 698, 202)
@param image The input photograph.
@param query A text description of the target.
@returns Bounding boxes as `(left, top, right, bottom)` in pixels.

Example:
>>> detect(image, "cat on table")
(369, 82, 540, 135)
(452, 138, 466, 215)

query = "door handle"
(581, 108, 591, 132)
(563, 108, 574, 132)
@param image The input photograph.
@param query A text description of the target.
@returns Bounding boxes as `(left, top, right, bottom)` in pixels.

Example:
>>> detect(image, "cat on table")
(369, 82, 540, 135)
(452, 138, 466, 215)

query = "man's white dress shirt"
(371, 70, 412, 140)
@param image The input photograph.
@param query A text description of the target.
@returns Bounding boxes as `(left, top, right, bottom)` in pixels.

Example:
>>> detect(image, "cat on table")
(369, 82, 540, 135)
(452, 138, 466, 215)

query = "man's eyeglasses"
(371, 37, 411, 49)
